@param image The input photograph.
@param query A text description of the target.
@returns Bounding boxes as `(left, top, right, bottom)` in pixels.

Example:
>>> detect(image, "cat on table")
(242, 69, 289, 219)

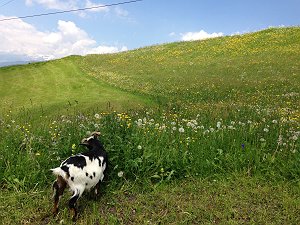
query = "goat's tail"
(50, 167, 65, 178)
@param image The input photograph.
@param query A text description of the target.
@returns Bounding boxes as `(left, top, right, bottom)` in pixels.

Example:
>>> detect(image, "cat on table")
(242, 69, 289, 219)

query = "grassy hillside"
(0, 27, 299, 224)
(81, 27, 300, 108)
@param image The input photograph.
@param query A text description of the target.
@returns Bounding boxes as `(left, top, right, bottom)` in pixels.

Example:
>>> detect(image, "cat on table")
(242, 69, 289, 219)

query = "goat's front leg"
(94, 182, 101, 196)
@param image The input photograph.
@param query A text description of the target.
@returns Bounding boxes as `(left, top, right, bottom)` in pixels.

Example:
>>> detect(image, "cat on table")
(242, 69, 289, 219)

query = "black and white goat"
(51, 131, 108, 220)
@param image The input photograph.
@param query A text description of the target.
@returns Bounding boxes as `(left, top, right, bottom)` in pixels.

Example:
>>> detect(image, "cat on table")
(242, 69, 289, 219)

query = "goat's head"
(80, 131, 101, 150)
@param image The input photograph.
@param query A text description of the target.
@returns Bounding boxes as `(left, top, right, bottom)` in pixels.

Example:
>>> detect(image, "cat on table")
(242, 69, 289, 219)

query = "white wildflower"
(178, 127, 185, 133)
(216, 121, 221, 129)
(136, 119, 143, 127)
(291, 135, 298, 141)
(137, 145, 142, 150)
(159, 125, 166, 130)
(238, 121, 245, 126)
(94, 113, 100, 119)
(277, 135, 283, 145)
(263, 128, 269, 132)
(117, 171, 124, 177)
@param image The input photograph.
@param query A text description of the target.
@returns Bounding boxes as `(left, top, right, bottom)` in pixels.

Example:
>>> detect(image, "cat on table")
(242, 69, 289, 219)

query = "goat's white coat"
(51, 154, 106, 197)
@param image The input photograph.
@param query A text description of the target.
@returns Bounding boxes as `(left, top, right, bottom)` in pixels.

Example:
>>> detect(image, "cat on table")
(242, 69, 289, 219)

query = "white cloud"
(85, 0, 108, 12)
(25, 0, 131, 18)
(25, 0, 78, 10)
(114, 6, 129, 17)
(181, 30, 223, 41)
(169, 32, 176, 37)
(0, 16, 127, 62)
(26, 0, 109, 13)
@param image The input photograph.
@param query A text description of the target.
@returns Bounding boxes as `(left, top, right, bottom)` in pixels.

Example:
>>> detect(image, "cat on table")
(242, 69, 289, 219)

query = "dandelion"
(187, 122, 193, 127)
(179, 127, 185, 133)
(159, 124, 166, 130)
(260, 138, 266, 142)
(277, 135, 283, 145)
(117, 171, 124, 177)
(172, 127, 177, 131)
(94, 113, 100, 119)
(137, 145, 142, 150)
(291, 135, 298, 141)
(136, 119, 143, 127)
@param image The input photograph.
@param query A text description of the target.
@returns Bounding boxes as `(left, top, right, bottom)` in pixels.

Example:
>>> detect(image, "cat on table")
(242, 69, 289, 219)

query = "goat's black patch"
(90, 176, 93, 179)
(61, 165, 70, 178)
(86, 172, 89, 177)
(93, 172, 96, 177)
(71, 177, 74, 181)
(62, 155, 87, 169)
(85, 183, 88, 186)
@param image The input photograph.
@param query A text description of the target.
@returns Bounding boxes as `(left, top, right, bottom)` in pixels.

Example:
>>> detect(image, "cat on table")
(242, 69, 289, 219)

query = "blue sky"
(0, 0, 299, 63)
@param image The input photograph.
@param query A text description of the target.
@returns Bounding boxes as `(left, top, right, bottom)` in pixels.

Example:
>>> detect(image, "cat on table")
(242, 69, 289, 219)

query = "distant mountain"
(0, 52, 46, 67)
(0, 61, 35, 67)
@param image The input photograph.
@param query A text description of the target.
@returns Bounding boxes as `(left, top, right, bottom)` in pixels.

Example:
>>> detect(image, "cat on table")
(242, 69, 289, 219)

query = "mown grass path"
(0, 57, 153, 117)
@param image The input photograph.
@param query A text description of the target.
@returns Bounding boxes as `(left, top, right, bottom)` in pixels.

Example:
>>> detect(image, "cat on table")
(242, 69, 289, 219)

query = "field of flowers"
(1, 99, 299, 191)
(0, 27, 299, 223)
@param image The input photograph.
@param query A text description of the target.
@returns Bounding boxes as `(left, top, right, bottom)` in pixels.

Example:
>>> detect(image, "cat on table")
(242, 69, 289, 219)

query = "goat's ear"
(91, 131, 101, 138)
(80, 138, 88, 146)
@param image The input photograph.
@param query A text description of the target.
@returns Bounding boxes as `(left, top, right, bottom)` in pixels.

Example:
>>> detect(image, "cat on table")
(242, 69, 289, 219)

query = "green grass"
(1, 176, 300, 224)
(0, 27, 299, 224)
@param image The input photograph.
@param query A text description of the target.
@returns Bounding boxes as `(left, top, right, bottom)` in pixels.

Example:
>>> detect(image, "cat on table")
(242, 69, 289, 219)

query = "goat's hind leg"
(52, 176, 67, 215)
(69, 189, 82, 221)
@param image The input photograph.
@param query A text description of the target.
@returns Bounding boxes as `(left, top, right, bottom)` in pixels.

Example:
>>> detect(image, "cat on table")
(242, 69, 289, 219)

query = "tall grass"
(1, 101, 299, 192)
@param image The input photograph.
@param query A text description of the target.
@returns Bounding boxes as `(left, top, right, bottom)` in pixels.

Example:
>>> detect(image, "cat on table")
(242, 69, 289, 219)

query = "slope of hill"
(81, 27, 300, 108)
(0, 27, 299, 224)
(0, 27, 299, 116)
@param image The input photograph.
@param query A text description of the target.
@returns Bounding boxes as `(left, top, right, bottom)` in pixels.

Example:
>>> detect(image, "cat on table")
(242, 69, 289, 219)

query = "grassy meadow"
(0, 27, 300, 224)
